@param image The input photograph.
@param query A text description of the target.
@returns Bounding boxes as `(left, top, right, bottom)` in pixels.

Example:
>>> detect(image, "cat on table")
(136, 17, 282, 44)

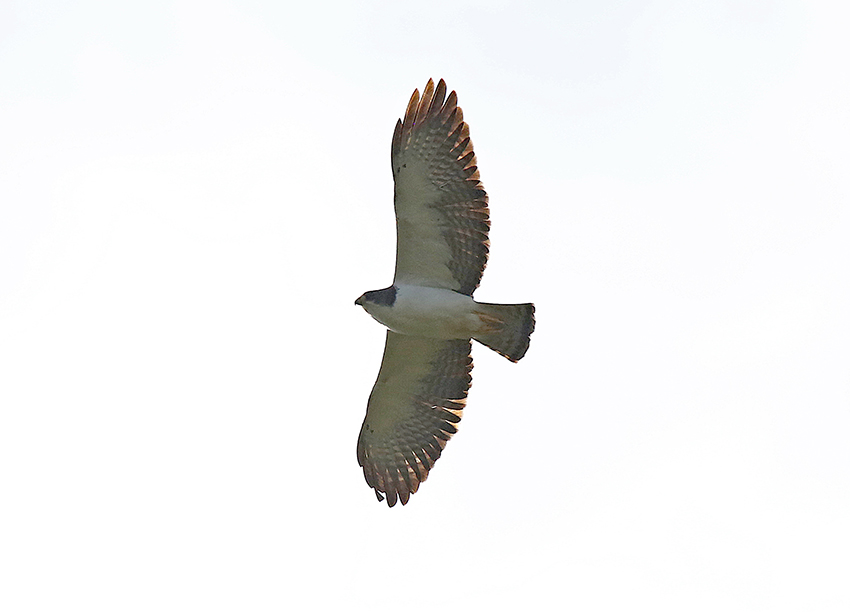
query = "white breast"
(364, 285, 483, 339)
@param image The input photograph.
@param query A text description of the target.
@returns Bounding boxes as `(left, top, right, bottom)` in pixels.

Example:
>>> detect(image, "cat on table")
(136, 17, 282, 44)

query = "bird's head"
(354, 285, 397, 309)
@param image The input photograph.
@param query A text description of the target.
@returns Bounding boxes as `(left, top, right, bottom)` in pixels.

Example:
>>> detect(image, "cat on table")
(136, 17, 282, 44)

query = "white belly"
(364, 285, 483, 339)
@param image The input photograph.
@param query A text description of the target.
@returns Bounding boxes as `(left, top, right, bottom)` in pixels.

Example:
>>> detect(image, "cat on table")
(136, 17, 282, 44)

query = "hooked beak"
(354, 296, 363, 306)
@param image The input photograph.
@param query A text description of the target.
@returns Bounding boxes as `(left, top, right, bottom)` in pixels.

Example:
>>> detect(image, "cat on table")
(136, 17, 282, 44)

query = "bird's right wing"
(357, 330, 473, 507)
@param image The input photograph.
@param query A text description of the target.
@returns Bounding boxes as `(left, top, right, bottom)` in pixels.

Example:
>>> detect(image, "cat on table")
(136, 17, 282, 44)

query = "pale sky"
(1, 1, 848, 610)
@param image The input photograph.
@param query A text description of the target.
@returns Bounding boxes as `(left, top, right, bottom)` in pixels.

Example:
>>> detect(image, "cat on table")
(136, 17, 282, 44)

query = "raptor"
(355, 79, 535, 506)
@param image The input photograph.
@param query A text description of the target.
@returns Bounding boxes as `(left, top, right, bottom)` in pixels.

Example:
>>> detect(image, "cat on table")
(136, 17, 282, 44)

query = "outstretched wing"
(391, 79, 490, 296)
(357, 331, 473, 507)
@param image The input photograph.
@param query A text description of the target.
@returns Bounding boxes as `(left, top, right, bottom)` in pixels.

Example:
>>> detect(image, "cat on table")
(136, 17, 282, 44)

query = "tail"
(472, 302, 535, 362)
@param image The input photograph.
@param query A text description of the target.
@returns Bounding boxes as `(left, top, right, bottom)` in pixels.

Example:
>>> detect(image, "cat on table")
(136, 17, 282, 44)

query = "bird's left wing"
(357, 330, 473, 506)
(391, 79, 490, 295)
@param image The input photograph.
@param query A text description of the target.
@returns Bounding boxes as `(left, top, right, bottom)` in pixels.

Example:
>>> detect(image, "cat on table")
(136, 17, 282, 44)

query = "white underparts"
(362, 285, 488, 339)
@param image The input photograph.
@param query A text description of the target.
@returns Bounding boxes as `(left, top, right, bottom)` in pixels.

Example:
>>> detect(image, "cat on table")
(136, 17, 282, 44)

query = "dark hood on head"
(361, 285, 397, 307)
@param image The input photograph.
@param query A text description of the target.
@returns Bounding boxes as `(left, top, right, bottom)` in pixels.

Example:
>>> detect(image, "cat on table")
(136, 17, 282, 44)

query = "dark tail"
(472, 302, 535, 362)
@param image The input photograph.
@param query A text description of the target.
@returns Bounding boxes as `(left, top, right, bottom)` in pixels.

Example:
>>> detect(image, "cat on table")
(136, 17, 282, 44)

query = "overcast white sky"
(1, 1, 848, 610)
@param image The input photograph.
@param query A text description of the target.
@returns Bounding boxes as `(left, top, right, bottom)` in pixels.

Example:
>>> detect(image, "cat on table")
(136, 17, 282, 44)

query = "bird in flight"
(355, 79, 535, 506)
